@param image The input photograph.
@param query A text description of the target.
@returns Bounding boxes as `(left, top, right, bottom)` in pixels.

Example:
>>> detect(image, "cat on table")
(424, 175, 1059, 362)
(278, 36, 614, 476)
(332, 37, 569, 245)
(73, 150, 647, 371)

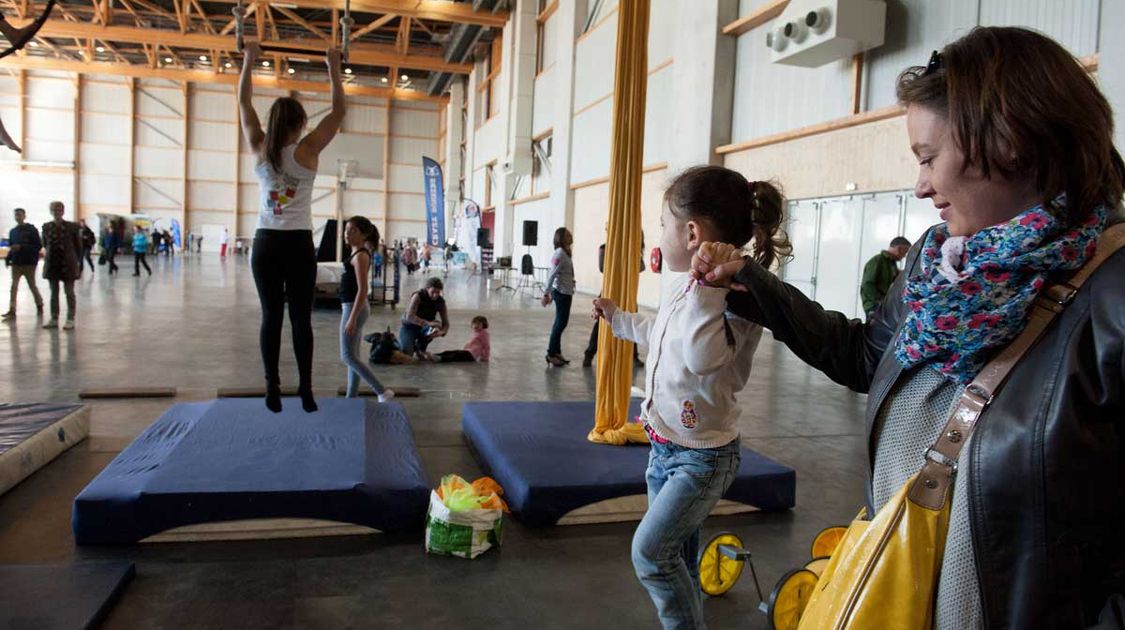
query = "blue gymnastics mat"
(73, 398, 430, 544)
(462, 401, 796, 527)
(0, 561, 134, 629)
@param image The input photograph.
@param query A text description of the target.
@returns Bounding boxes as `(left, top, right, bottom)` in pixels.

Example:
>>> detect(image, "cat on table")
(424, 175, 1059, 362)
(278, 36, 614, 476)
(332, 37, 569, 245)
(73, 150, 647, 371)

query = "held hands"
(592, 297, 618, 322)
(690, 242, 749, 292)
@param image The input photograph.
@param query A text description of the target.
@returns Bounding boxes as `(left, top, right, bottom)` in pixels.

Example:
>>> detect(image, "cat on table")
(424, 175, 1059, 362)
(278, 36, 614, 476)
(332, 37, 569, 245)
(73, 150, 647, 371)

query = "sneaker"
(42, 319, 58, 329)
(377, 389, 396, 403)
(63, 319, 75, 330)
(1, 311, 14, 321)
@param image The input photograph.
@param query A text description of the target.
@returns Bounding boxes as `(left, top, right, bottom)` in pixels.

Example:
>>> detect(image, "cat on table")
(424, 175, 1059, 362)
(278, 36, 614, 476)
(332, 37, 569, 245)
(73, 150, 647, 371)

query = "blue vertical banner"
(422, 157, 446, 246)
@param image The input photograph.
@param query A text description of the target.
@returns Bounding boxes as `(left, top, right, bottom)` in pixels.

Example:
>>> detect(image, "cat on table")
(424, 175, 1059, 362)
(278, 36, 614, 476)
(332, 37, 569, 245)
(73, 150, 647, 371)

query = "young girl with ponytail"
(592, 165, 791, 629)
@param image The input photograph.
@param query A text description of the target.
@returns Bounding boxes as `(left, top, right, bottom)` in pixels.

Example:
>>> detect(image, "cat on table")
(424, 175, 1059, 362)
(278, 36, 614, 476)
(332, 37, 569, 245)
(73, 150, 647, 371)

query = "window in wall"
(477, 35, 503, 125)
(531, 133, 552, 194)
(536, 1, 558, 74)
(484, 162, 496, 210)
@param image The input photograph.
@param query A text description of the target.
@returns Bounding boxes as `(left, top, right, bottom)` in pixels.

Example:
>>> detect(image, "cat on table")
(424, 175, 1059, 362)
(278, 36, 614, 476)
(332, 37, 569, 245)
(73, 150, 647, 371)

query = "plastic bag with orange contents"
(426, 474, 508, 559)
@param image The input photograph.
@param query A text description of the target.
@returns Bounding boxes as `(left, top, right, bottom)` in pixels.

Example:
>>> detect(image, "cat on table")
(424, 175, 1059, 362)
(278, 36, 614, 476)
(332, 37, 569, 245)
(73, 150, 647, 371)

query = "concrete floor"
(0, 254, 870, 629)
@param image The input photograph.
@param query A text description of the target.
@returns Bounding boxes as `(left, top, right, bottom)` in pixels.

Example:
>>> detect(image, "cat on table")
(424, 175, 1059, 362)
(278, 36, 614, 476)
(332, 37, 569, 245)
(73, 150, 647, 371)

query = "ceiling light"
(344, 68, 352, 74)
(164, 57, 173, 63)
(225, 62, 233, 68)
(262, 60, 270, 67)
(95, 46, 105, 53)
(380, 76, 387, 83)
(287, 68, 295, 74)
(199, 55, 207, 61)
(29, 41, 38, 47)
(400, 74, 407, 80)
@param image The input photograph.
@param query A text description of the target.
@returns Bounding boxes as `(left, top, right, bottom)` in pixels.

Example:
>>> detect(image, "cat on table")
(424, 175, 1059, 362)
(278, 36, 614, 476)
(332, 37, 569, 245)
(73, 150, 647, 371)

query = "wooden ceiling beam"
(273, 5, 328, 42)
(204, 0, 507, 28)
(0, 54, 448, 102)
(20, 19, 471, 73)
(351, 13, 395, 41)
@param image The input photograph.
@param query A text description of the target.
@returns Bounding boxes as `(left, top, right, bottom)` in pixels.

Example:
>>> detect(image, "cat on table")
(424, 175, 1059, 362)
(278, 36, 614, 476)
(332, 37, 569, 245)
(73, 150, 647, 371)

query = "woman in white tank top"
(238, 42, 345, 414)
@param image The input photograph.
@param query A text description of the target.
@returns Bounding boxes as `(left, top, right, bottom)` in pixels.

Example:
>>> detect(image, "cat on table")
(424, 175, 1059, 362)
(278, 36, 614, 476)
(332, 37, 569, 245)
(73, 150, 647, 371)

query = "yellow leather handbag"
(798, 224, 1125, 629)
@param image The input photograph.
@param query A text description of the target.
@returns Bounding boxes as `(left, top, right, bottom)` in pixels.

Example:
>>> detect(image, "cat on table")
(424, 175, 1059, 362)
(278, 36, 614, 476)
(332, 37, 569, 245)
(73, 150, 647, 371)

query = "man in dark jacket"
(3, 207, 44, 320)
(860, 236, 910, 318)
(41, 201, 82, 330)
(79, 219, 96, 272)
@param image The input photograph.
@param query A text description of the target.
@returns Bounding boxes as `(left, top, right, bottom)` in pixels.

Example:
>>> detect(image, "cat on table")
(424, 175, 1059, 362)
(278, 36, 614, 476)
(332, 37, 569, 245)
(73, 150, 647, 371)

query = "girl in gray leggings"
(339, 216, 394, 402)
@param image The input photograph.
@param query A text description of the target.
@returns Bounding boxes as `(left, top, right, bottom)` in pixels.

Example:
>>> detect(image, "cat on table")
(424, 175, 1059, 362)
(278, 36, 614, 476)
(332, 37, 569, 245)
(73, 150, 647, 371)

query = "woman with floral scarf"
(694, 27, 1124, 629)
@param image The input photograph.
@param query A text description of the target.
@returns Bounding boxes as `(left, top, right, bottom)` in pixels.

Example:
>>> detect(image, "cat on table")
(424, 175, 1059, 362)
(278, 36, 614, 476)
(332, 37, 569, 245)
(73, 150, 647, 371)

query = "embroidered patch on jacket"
(679, 400, 698, 429)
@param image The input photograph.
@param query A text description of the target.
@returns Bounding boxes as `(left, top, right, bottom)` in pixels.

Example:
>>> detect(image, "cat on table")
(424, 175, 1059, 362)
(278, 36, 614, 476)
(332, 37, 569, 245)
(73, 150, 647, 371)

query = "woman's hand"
(691, 242, 749, 291)
(243, 42, 261, 63)
(344, 319, 357, 337)
(592, 297, 617, 322)
(541, 293, 552, 307)
(326, 48, 342, 73)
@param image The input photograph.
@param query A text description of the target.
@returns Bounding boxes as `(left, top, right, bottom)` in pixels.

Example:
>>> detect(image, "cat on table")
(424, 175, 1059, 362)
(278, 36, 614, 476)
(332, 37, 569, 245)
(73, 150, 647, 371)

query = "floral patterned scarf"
(895, 200, 1107, 383)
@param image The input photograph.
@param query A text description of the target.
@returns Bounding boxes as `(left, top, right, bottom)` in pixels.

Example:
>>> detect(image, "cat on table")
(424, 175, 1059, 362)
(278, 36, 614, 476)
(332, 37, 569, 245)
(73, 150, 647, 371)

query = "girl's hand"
(691, 242, 749, 291)
(344, 319, 357, 336)
(244, 42, 261, 62)
(592, 297, 617, 322)
(541, 293, 552, 307)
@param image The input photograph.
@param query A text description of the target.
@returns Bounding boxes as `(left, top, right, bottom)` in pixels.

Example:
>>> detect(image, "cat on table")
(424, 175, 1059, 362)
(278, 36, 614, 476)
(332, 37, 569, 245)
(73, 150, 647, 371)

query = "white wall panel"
(26, 77, 74, 108)
(237, 212, 257, 236)
(573, 11, 617, 110)
(83, 82, 130, 114)
(320, 134, 384, 178)
(189, 121, 236, 151)
(79, 174, 130, 207)
(189, 181, 235, 209)
(134, 177, 181, 207)
(188, 150, 235, 181)
(979, 0, 1100, 57)
(570, 97, 613, 183)
(389, 164, 424, 193)
(391, 109, 439, 137)
(390, 137, 438, 162)
(0, 170, 74, 227)
(512, 197, 553, 268)
(866, 0, 978, 110)
(136, 87, 184, 118)
(135, 117, 182, 147)
(387, 192, 425, 219)
(643, 64, 673, 165)
(79, 144, 131, 174)
(191, 210, 235, 234)
(532, 68, 555, 134)
(344, 104, 386, 134)
(472, 117, 503, 165)
(81, 112, 130, 146)
(25, 140, 73, 163)
(647, 0, 676, 65)
(191, 89, 233, 121)
(732, 27, 853, 142)
(386, 219, 424, 243)
(134, 146, 183, 177)
(540, 10, 559, 69)
(27, 109, 75, 143)
(239, 184, 258, 213)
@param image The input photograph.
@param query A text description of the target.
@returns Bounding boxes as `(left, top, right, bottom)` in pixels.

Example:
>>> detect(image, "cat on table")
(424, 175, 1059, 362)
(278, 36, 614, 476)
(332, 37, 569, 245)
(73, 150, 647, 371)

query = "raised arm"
(238, 43, 264, 152)
(296, 48, 345, 160)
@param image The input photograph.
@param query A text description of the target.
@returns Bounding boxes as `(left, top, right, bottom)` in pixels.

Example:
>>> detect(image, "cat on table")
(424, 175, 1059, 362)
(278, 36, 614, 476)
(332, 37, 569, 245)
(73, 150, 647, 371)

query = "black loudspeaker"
(521, 253, 535, 275)
(522, 220, 538, 247)
(477, 227, 490, 246)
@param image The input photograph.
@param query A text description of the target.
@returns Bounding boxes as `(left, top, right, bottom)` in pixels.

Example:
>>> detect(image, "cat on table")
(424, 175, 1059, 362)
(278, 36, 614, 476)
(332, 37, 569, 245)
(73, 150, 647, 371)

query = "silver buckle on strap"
(964, 384, 993, 407)
(924, 447, 958, 475)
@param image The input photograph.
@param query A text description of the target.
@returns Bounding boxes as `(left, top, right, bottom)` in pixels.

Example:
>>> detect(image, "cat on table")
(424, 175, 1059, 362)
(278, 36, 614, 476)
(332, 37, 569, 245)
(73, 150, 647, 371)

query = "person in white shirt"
(239, 42, 345, 414)
(593, 165, 791, 629)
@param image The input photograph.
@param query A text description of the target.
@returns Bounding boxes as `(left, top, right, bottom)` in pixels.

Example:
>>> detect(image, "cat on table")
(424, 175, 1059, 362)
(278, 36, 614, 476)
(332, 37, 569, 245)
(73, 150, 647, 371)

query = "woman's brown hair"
(262, 97, 307, 173)
(345, 215, 380, 251)
(665, 165, 792, 269)
(896, 26, 1124, 225)
(553, 227, 573, 258)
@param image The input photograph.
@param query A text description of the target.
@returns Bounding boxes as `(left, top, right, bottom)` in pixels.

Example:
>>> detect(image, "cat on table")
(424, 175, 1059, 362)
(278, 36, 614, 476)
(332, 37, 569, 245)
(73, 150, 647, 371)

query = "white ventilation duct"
(502, 0, 535, 176)
(768, 0, 886, 67)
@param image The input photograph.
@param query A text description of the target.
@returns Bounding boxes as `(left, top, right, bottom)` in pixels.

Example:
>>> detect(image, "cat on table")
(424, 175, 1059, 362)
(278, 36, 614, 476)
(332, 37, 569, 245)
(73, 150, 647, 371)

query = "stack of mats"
(462, 400, 796, 527)
(0, 402, 89, 495)
(73, 398, 430, 544)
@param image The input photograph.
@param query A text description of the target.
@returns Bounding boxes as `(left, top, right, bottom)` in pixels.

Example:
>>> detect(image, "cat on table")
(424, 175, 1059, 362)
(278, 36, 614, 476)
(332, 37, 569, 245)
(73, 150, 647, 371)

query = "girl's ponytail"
(747, 180, 791, 269)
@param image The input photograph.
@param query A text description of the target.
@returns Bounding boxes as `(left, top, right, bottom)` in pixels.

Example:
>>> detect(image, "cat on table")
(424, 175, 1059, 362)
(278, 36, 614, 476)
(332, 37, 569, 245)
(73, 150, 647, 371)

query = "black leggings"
(251, 229, 317, 391)
(134, 252, 151, 275)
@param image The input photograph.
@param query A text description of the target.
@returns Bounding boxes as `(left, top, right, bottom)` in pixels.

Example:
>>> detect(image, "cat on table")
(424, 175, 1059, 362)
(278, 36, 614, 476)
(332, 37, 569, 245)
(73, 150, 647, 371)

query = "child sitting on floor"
(435, 316, 491, 363)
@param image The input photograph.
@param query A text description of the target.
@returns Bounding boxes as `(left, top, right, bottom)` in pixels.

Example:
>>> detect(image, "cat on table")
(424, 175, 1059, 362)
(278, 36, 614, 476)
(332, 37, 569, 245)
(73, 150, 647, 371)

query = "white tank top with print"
(255, 144, 316, 231)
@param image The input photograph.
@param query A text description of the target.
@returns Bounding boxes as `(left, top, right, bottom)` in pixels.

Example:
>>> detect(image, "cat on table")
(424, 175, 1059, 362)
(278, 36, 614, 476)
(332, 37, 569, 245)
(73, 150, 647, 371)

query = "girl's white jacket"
(610, 272, 763, 449)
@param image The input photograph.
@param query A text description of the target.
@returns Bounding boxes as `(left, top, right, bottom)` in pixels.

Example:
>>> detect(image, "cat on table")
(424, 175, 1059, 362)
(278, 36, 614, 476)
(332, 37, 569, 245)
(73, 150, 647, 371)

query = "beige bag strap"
(909, 223, 1125, 509)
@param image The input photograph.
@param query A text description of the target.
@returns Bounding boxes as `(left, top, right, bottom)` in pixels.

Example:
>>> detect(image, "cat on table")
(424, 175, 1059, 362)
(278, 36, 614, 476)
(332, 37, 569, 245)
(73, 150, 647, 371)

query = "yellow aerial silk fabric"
(588, 0, 649, 446)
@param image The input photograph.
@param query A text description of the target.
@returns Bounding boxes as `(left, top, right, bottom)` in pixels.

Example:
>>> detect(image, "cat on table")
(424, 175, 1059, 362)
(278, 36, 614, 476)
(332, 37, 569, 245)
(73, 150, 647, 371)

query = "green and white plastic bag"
(424, 490, 503, 559)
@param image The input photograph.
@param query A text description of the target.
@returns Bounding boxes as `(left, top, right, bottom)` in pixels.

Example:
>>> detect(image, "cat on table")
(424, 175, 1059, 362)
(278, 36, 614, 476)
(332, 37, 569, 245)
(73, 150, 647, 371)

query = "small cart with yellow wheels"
(698, 525, 849, 630)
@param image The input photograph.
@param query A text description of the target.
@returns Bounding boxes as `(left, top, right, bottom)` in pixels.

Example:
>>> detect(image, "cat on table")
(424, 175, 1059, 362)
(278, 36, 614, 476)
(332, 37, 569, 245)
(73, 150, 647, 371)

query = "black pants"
(547, 290, 573, 356)
(251, 229, 316, 391)
(436, 350, 475, 363)
(586, 318, 640, 361)
(134, 252, 151, 275)
(106, 250, 118, 274)
(82, 246, 94, 271)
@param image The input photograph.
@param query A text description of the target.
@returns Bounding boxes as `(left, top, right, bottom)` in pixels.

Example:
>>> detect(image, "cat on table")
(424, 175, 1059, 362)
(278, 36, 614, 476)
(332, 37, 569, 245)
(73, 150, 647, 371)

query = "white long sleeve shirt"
(610, 273, 763, 448)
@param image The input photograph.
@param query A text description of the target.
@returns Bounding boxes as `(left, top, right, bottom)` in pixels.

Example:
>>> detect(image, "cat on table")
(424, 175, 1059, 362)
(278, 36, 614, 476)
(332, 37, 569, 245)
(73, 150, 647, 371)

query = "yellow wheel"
(803, 556, 831, 577)
(810, 526, 847, 559)
(766, 568, 819, 630)
(698, 531, 745, 596)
